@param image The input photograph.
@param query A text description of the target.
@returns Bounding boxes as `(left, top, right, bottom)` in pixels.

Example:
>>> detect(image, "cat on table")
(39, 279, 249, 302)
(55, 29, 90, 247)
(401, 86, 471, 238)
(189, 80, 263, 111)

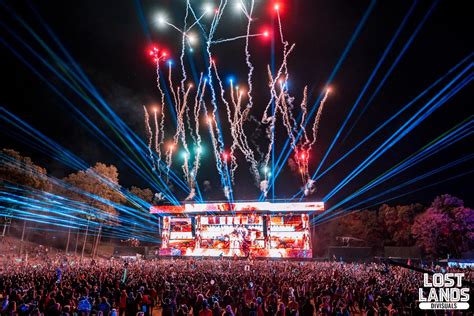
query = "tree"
(127, 186, 154, 240)
(431, 194, 473, 256)
(129, 186, 153, 204)
(411, 208, 451, 258)
(380, 203, 423, 246)
(412, 195, 472, 258)
(63, 162, 125, 260)
(450, 205, 474, 255)
(0, 149, 52, 254)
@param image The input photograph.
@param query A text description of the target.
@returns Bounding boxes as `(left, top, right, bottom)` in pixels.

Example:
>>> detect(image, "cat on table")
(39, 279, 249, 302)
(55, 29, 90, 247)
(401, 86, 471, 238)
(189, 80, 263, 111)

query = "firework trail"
(236, 0, 265, 185)
(153, 109, 159, 153)
(299, 86, 310, 145)
(152, 107, 162, 176)
(278, 84, 298, 149)
(201, 1, 229, 192)
(205, 62, 227, 187)
(244, 0, 255, 111)
(260, 42, 295, 181)
(211, 33, 266, 44)
(262, 44, 296, 122)
(214, 63, 260, 185)
(276, 7, 291, 95)
(229, 84, 239, 180)
(206, 111, 228, 196)
(165, 144, 174, 181)
(154, 56, 167, 162)
(248, 115, 265, 159)
(212, 62, 234, 141)
(143, 105, 153, 150)
(185, 90, 197, 146)
(213, 61, 239, 183)
(309, 88, 331, 148)
(143, 106, 157, 171)
(231, 86, 246, 181)
(273, 12, 299, 150)
(145, 0, 334, 199)
(237, 88, 258, 164)
(179, 1, 190, 94)
(191, 74, 205, 183)
(177, 85, 193, 184)
(164, 62, 180, 180)
(168, 62, 179, 117)
(287, 89, 330, 195)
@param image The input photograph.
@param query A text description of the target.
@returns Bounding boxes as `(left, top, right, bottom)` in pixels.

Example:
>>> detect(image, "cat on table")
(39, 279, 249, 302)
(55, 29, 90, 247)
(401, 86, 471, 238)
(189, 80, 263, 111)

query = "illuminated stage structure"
(150, 201, 324, 258)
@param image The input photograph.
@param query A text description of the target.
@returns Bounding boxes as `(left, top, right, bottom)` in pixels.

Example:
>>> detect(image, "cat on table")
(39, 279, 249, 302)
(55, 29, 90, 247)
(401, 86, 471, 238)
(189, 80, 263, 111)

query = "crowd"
(0, 256, 472, 316)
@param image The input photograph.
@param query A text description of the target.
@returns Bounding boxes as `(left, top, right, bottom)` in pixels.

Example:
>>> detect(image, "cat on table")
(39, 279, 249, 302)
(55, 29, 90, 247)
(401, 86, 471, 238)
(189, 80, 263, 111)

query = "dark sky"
(1, 0, 473, 210)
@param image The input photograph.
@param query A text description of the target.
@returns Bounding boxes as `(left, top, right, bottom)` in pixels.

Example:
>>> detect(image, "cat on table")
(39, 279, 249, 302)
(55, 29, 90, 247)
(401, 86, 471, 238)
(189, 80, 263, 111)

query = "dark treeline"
(1, 148, 472, 260)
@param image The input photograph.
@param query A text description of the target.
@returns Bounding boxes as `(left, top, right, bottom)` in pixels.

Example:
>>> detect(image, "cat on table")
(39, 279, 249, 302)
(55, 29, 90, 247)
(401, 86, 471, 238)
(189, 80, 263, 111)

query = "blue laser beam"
(341, 0, 439, 144)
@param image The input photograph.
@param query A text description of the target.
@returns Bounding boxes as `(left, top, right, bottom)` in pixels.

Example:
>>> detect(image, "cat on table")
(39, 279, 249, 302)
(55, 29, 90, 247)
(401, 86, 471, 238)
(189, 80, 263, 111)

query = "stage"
(150, 201, 324, 258)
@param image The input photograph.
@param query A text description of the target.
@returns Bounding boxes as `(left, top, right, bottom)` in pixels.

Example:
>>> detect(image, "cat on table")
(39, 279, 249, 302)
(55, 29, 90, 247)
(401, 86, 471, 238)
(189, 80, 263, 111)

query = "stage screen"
(159, 213, 311, 258)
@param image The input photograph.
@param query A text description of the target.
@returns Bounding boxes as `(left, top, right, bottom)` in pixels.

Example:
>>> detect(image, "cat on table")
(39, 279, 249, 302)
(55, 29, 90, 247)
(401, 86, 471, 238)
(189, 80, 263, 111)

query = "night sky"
(1, 0, 473, 210)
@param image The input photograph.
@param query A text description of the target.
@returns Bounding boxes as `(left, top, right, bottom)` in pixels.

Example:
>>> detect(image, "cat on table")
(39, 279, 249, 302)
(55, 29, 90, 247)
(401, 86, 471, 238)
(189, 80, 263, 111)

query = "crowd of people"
(1, 255, 472, 316)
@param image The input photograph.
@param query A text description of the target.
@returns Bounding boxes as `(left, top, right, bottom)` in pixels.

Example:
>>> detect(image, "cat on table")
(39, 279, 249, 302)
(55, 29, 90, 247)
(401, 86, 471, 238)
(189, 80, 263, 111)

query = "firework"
(145, 1, 331, 200)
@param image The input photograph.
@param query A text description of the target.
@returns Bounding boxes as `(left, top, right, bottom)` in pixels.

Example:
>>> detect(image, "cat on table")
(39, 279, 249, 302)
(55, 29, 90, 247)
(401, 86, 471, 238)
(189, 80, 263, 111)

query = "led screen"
(159, 214, 311, 258)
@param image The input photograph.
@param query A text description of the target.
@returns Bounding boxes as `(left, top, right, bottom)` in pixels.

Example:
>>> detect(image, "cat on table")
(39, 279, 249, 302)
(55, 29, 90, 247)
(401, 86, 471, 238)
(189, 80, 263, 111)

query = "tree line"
(0, 148, 153, 259)
(315, 195, 473, 259)
(1, 148, 472, 259)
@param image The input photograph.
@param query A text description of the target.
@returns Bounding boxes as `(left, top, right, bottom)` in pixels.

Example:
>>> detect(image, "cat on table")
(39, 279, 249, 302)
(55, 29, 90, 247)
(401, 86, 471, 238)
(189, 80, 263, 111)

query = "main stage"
(150, 201, 324, 258)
